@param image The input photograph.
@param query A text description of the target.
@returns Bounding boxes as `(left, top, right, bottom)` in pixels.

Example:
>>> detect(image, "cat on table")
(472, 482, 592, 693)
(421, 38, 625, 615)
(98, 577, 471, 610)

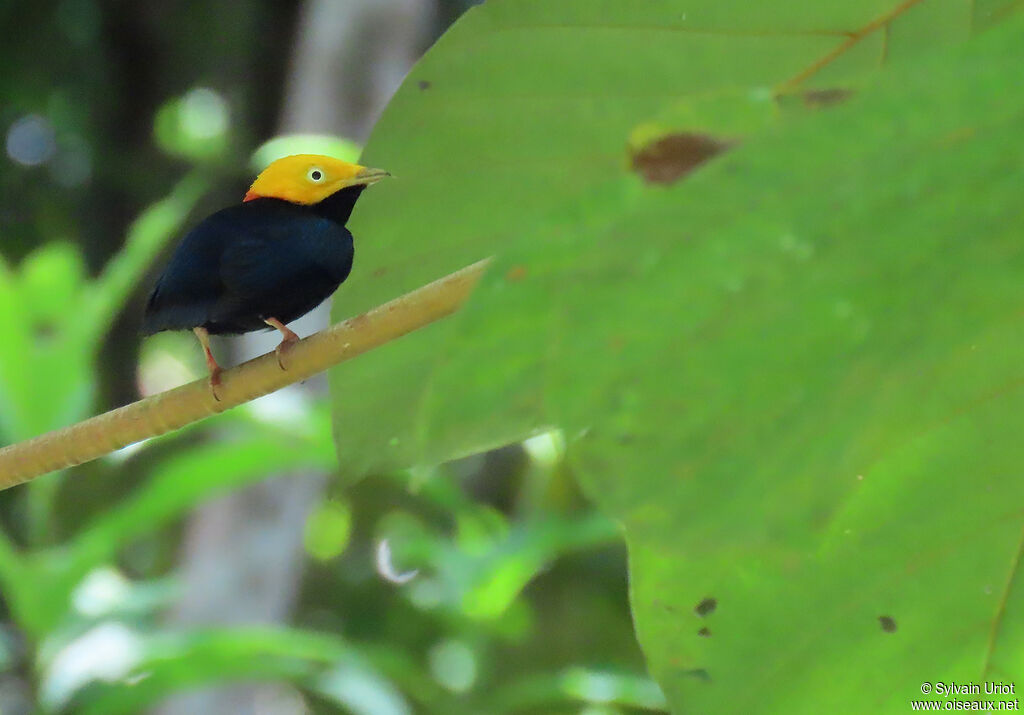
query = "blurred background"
(0, 1, 663, 713)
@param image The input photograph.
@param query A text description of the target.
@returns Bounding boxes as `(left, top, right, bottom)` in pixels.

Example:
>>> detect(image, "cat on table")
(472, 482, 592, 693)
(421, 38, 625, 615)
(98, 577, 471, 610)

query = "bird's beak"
(351, 167, 390, 186)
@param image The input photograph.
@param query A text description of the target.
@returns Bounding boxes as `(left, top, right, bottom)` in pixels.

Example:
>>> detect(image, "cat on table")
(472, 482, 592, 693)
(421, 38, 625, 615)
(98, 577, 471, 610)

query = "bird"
(141, 154, 388, 398)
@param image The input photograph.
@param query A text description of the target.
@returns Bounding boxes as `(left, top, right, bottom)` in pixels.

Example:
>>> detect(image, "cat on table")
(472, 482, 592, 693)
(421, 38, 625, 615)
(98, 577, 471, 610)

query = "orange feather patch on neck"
(243, 190, 261, 202)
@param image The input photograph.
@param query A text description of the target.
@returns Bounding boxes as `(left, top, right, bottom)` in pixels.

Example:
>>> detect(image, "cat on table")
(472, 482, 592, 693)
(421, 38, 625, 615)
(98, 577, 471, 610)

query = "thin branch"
(0, 260, 490, 489)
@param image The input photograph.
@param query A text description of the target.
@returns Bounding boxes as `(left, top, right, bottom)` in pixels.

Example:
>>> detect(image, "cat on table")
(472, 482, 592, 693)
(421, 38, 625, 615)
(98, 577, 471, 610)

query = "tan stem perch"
(0, 259, 490, 489)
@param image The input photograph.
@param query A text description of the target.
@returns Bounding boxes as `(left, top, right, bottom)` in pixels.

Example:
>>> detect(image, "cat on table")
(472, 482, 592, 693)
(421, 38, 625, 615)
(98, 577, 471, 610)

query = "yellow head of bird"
(244, 154, 389, 205)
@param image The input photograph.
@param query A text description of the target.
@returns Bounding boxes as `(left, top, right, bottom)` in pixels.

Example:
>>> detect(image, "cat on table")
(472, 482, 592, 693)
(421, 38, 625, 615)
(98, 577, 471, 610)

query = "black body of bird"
(141, 185, 363, 336)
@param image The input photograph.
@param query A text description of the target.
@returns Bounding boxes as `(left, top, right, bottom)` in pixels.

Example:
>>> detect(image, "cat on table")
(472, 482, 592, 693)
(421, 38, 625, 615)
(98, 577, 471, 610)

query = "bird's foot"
(208, 366, 223, 402)
(274, 335, 299, 371)
(265, 318, 300, 371)
(193, 327, 223, 402)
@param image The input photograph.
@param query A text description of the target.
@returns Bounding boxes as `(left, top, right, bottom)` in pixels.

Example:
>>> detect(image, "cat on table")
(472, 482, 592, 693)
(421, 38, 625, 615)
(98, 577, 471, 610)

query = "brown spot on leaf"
(505, 265, 527, 282)
(878, 615, 897, 633)
(631, 133, 733, 185)
(34, 323, 57, 341)
(694, 597, 717, 617)
(801, 88, 853, 108)
(939, 126, 976, 146)
(698, 627, 712, 637)
(418, 80, 432, 91)
(654, 599, 678, 613)
(372, 267, 388, 278)
(684, 668, 712, 682)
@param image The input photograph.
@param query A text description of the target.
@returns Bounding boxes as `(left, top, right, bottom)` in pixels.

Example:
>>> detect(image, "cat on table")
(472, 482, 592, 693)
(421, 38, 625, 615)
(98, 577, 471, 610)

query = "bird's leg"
(264, 317, 299, 370)
(192, 326, 222, 401)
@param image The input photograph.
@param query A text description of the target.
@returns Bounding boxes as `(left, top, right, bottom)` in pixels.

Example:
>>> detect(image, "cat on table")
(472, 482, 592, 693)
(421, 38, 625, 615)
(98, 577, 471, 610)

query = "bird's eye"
(307, 168, 324, 182)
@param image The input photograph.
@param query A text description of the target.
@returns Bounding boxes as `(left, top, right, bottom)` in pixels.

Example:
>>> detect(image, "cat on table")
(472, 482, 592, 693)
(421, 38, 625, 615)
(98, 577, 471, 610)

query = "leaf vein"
(982, 522, 1024, 677)
(777, 0, 931, 90)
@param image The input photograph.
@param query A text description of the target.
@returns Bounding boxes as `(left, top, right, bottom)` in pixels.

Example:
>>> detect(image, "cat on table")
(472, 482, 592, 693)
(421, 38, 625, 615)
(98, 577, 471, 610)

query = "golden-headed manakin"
(141, 154, 388, 396)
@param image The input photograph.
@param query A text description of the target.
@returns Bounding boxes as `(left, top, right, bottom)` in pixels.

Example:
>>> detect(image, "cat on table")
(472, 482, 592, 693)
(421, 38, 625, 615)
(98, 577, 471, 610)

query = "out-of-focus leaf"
(304, 498, 353, 562)
(330, 0, 1011, 478)
(18, 242, 85, 326)
(381, 509, 618, 622)
(251, 134, 361, 172)
(492, 667, 667, 713)
(153, 87, 231, 162)
(69, 567, 175, 620)
(0, 171, 207, 445)
(0, 255, 32, 441)
(0, 533, 32, 630)
(41, 621, 146, 712)
(456, 514, 618, 621)
(3, 432, 334, 639)
(65, 627, 353, 715)
(314, 659, 413, 715)
(67, 435, 334, 579)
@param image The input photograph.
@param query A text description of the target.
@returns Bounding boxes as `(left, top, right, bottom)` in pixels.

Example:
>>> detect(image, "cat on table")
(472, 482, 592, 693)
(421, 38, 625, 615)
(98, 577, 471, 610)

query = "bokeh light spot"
(428, 639, 477, 693)
(180, 87, 229, 141)
(6, 114, 57, 166)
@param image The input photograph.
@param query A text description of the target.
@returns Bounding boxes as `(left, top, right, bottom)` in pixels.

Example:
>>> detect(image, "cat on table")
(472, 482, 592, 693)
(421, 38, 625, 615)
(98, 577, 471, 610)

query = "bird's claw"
(275, 336, 298, 371)
(208, 367, 223, 402)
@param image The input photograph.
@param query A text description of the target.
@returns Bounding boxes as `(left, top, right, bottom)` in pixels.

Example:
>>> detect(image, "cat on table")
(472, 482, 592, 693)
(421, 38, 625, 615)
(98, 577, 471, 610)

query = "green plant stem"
(0, 259, 490, 488)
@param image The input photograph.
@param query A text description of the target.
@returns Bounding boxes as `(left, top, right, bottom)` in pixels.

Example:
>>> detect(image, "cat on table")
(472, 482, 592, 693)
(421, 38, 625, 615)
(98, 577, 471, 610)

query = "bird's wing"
(141, 223, 228, 334)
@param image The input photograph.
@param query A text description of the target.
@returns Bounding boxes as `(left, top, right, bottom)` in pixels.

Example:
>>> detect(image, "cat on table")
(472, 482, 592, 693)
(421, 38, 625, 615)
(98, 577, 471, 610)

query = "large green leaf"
(373, 18, 1024, 713)
(331, 0, 1012, 477)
